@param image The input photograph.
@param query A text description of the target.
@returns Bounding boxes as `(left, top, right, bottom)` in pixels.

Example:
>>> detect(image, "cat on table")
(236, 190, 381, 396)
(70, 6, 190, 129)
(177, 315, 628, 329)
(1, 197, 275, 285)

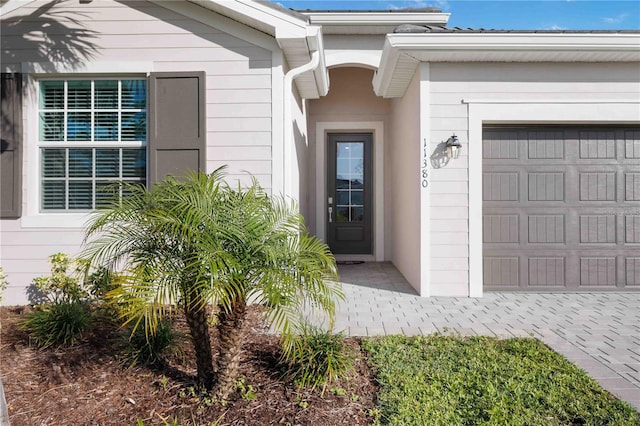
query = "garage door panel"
(624, 173, 640, 200)
(625, 258, 640, 286)
(579, 131, 617, 159)
(579, 215, 617, 244)
(528, 172, 565, 201)
(624, 215, 640, 243)
(580, 257, 617, 287)
(483, 126, 640, 291)
(529, 257, 565, 287)
(528, 131, 565, 159)
(579, 172, 616, 201)
(624, 131, 640, 158)
(484, 257, 520, 287)
(483, 172, 519, 201)
(484, 214, 519, 243)
(528, 215, 565, 244)
(483, 132, 520, 159)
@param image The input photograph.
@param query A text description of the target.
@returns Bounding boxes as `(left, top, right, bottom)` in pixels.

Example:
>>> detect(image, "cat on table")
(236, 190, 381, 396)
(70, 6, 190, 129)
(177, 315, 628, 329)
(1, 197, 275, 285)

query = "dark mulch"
(0, 306, 377, 425)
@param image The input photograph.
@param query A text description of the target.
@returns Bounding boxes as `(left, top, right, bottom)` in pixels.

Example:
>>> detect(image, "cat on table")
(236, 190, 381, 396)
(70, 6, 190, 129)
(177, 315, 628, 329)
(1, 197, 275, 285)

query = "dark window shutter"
(148, 72, 206, 185)
(1, 73, 23, 218)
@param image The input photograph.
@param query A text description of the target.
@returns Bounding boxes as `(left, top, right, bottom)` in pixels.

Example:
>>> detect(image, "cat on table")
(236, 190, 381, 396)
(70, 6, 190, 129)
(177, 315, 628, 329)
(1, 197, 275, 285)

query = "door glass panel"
(336, 190, 349, 205)
(351, 190, 363, 205)
(335, 141, 364, 223)
(336, 206, 349, 222)
(351, 207, 364, 222)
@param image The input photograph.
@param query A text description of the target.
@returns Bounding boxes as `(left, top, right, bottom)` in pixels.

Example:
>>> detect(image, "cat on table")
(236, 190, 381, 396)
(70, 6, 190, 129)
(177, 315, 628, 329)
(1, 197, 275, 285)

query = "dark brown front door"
(327, 133, 373, 254)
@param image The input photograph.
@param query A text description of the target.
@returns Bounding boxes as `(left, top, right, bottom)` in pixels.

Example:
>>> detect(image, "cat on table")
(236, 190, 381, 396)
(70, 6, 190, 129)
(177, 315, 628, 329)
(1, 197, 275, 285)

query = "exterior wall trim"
(419, 62, 431, 297)
(467, 101, 640, 298)
(315, 121, 385, 262)
(325, 52, 381, 70)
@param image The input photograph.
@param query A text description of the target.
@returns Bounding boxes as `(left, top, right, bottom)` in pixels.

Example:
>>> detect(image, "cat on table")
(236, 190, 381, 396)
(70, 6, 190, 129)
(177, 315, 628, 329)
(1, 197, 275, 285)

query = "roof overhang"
(303, 11, 450, 35)
(374, 33, 640, 98)
(0, 0, 328, 98)
(188, 0, 328, 98)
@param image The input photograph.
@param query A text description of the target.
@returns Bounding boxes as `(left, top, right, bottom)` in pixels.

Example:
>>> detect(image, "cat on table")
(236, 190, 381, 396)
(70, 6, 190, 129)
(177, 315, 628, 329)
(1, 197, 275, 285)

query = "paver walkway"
(333, 262, 640, 410)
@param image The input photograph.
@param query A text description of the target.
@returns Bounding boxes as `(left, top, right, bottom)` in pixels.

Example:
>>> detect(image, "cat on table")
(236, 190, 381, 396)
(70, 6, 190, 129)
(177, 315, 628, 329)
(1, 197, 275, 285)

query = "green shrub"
(281, 323, 354, 391)
(31, 253, 89, 305)
(21, 302, 92, 348)
(84, 266, 118, 301)
(0, 266, 8, 305)
(123, 317, 184, 367)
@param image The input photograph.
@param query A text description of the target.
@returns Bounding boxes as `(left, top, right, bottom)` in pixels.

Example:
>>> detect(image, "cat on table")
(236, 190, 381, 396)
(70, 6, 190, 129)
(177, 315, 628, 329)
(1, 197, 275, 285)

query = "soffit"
(374, 33, 640, 98)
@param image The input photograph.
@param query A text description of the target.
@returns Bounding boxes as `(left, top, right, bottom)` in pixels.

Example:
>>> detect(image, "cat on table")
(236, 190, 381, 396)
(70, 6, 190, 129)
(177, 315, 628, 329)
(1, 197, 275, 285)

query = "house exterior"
(1, 0, 639, 304)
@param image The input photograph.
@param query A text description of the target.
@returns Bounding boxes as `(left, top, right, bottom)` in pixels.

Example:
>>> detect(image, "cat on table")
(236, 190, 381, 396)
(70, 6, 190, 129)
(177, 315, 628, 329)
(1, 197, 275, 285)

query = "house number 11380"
(421, 139, 429, 188)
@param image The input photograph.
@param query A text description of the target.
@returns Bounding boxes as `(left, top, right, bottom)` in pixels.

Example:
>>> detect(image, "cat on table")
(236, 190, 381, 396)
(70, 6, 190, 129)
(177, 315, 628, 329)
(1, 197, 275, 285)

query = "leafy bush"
(85, 266, 118, 301)
(22, 253, 95, 348)
(281, 323, 354, 391)
(31, 253, 89, 305)
(21, 302, 92, 348)
(123, 317, 184, 367)
(362, 335, 640, 426)
(0, 266, 8, 305)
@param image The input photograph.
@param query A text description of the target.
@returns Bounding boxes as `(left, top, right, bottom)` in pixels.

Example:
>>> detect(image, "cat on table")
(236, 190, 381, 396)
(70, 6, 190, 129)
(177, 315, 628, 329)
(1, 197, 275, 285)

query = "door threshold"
(334, 254, 375, 263)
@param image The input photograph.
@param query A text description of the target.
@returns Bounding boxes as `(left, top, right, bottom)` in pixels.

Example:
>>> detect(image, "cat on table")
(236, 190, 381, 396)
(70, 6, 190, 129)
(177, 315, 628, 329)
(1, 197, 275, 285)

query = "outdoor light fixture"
(445, 134, 462, 159)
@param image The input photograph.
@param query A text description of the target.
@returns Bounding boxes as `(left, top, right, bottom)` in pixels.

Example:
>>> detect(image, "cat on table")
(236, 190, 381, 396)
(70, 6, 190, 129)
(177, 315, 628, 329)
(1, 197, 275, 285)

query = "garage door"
(483, 126, 640, 291)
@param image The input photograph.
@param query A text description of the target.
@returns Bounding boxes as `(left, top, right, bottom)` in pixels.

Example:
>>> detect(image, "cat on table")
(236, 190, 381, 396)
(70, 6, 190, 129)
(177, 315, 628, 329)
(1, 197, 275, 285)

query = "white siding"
(426, 61, 640, 297)
(0, 0, 273, 304)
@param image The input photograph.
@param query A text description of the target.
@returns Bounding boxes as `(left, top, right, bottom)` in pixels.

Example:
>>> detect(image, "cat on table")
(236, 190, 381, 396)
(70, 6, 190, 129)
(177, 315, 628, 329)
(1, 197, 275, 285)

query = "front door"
(327, 133, 373, 254)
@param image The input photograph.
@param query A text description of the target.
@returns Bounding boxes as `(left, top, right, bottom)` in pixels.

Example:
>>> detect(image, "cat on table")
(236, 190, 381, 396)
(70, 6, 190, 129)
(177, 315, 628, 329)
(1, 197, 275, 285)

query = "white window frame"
(38, 77, 147, 212)
(20, 65, 152, 228)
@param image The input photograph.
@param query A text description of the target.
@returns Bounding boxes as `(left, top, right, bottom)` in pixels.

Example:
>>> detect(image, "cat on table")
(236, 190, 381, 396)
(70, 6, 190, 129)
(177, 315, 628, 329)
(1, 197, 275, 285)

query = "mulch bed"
(0, 306, 377, 425)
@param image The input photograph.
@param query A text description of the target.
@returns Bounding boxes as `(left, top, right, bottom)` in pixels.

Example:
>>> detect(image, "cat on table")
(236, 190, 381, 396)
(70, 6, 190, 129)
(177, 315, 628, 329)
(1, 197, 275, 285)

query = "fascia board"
(154, 0, 278, 51)
(309, 25, 329, 96)
(190, 0, 308, 39)
(386, 33, 640, 54)
(373, 37, 405, 97)
(305, 12, 450, 26)
(375, 32, 640, 97)
(0, 0, 37, 16)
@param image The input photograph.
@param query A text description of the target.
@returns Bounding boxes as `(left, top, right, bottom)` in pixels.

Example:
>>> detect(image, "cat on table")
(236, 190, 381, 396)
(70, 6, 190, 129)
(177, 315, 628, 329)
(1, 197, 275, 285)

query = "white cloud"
(602, 13, 628, 24)
(548, 24, 566, 30)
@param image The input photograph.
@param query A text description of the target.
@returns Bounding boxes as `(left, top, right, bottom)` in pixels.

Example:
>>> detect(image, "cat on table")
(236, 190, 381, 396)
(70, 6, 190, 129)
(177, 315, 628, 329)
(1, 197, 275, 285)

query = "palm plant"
(212, 182, 341, 399)
(81, 169, 342, 397)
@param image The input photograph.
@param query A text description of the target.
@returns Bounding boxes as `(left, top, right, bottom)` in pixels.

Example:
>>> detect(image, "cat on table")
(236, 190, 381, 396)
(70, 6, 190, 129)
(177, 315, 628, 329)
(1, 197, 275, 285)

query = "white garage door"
(483, 126, 640, 291)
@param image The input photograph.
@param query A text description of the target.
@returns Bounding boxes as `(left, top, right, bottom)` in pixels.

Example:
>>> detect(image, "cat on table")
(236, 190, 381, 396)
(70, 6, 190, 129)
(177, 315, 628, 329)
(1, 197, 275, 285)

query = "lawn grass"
(362, 335, 640, 426)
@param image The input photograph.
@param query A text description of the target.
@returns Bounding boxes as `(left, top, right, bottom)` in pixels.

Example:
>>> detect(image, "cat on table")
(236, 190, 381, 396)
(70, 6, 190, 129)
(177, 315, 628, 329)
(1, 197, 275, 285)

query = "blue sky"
(272, 1, 640, 30)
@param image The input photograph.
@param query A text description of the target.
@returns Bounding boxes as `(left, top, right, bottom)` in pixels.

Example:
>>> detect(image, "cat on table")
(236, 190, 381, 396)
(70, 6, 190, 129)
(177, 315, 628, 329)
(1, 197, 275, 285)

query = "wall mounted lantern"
(445, 134, 462, 159)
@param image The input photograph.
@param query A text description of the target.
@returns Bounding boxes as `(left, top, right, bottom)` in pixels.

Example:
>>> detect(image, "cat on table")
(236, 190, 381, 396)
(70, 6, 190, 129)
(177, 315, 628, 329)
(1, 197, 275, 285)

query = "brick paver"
(334, 262, 640, 410)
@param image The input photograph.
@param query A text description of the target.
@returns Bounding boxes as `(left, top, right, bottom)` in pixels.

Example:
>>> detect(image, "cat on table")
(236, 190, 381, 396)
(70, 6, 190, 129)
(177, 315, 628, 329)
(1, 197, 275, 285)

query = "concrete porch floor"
(333, 262, 640, 410)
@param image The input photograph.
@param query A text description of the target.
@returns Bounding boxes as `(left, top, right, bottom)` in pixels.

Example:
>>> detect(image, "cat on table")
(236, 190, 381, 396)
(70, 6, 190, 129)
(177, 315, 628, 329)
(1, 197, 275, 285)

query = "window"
(38, 78, 146, 211)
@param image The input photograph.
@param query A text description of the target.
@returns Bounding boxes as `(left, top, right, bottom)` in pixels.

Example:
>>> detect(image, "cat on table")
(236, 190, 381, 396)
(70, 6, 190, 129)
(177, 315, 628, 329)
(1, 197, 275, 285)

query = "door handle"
(328, 206, 333, 223)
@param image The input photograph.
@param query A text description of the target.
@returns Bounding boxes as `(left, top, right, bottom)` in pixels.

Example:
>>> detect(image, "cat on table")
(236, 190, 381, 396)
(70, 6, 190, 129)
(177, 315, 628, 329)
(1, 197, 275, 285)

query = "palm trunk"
(184, 301, 215, 389)
(213, 297, 247, 400)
